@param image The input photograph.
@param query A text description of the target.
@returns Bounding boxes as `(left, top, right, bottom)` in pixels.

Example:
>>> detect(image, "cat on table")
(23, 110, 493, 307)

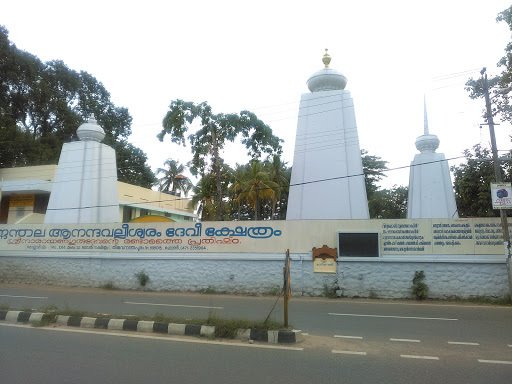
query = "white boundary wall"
(0, 218, 509, 298)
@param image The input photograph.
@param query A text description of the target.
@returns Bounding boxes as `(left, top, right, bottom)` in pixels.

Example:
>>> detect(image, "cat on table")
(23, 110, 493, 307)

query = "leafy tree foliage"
(465, 6, 512, 123)
(232, 161, 278, 221)
(109, 139, 156, 189)
(264, 155, 290, 220)
(0, 26, 155, 187)
(189, 169, 230, 221)
(361, 149, 408, 219)
(188, 155, 291, 221)
(451, 144, 511, 217)
(189, 173, 217, 221)
(369, 185, 408, 219)
(361, 149, 388, 200)
(158, 100, 282, 220)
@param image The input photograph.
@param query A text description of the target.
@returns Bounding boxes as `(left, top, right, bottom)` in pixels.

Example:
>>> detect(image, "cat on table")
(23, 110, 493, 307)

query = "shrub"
(411, 270, 429, 300)
(100, 281, 117, 290)
(135, 270, 150, 287)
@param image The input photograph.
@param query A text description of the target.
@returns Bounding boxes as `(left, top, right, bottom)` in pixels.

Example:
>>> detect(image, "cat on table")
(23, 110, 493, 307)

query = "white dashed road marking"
(478, 359, 512, 365)
(334, 335, 363, 339)
(0, 294, 48, 299)
(124, 301, 223, 309)
(448, 341, 480, 346)
(328, 313, 457, 321)
(390, 338, 421, 343)
(332, 350, 367, 355)
(401, 355, 439, 360)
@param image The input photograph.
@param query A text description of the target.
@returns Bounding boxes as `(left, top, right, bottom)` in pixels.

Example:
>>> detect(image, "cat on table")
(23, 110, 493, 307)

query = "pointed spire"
(416, 96, 439, 153)
(423, 95, 429, 135)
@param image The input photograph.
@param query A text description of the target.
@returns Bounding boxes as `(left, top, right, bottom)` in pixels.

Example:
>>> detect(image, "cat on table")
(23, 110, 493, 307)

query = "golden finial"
(322, 48, 331, 68)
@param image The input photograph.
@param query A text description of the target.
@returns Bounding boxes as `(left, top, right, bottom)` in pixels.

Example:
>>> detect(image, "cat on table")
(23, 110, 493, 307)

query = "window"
(338, 232, 380, 257)
(34, 194, 50, 214)
(122, 206, 133, 222)
(140, 209, 149, 217)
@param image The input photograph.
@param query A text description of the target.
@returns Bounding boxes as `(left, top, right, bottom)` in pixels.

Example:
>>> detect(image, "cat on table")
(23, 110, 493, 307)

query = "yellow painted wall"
(1, 166, 195, 223)
(130, 215, 175, 223)
(0, 165, 57, 181)
(118, 182, 194, 213)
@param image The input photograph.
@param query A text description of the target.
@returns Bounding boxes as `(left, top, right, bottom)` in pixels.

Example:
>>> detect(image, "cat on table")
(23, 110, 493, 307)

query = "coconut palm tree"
(189, 173, 217, 221)
(158, 100, 283, 220)
(233, 160, 278, 220)
(156, 159, 192, 196)
(264, 154, 290, 220)
(228, 163, 250, 220)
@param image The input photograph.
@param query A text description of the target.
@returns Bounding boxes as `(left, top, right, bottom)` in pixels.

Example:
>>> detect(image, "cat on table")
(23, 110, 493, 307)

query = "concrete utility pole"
(481, 68, 512, 299)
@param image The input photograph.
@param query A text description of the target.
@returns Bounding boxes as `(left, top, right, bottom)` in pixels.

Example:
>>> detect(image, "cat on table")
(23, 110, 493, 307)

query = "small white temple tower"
(44, 116, 119, 224)
(286, 50, 369, 220)
(407, 99, 458, 218)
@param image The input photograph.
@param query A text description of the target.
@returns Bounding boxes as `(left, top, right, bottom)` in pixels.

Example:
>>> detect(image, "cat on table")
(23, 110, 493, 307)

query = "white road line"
(478, 359, 512, 365)
(391, 338, 421, 343)
(323, 301, 512, 309)
(328, 313, 457, 321)
(448, 341, 480, 346)
(0, 323, 303, 351)
(334, 335, 363, 339)
(0, 294, 48, 299)
(332, 350, 367, 355)
(401, 355, 439, 360)
(124, 301, 223, 309)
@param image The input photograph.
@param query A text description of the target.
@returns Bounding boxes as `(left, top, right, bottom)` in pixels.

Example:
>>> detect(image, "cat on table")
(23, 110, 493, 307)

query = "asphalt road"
(1, 284, 511, 345)
(1, 323, 512, 384)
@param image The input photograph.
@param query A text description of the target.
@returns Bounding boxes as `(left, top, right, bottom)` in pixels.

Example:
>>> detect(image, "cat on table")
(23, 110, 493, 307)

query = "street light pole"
(481, 68, 512, 298)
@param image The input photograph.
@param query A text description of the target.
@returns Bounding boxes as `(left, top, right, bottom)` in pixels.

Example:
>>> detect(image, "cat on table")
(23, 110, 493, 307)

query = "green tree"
(361, 149, 388, 200)
(451, 144, 511, 217)
(264, 155, 290, 220)
(156, 159, 192, 196)
(361, 149, 409, 219)
(465, 6, 512, 123)
(0, 26, 155, 187)
(233, 161, 278, 220)
(158, 100, 282, 220)
(369, 185, 409, 219)
(228, 163, 250, 221)
(189, 172, 219, 221)
(110, 139, 156, 188)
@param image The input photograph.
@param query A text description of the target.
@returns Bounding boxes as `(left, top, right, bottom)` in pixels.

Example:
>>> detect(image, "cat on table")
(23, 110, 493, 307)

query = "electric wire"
(0, 94, 361, 148)
(21, 154, 475, 211)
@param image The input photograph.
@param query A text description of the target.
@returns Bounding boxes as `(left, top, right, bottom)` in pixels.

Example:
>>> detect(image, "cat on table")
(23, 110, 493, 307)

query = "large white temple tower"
(286, 50, 369, 220)
(407, 99, 458, 218)
(44, 117, 119, 224)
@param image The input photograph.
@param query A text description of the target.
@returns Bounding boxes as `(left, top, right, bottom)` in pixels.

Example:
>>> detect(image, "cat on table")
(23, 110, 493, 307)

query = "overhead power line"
(29, 155, 473, 211)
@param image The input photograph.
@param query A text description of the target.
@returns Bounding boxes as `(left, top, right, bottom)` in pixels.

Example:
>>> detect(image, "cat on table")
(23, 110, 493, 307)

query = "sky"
(2, 0, 512, 189)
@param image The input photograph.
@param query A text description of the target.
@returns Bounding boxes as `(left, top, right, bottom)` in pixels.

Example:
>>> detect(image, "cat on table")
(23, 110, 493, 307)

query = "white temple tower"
(407, 99, 458, 218)
(286, 50, 369, 220)
(44, 116, 119, 224)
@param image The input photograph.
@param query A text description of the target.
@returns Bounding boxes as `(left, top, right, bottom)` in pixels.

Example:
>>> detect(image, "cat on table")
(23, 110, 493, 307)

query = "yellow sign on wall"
(314, 258, 337, 273)
(0, 218, 510, 256)
(10, 195, 35, 207)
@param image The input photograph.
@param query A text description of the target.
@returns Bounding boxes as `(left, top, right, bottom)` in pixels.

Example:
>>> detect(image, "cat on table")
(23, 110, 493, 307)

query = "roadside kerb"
(0, 311, 301, 344)
(236, 328, 303, 344)
(1, 310, 50, 324)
